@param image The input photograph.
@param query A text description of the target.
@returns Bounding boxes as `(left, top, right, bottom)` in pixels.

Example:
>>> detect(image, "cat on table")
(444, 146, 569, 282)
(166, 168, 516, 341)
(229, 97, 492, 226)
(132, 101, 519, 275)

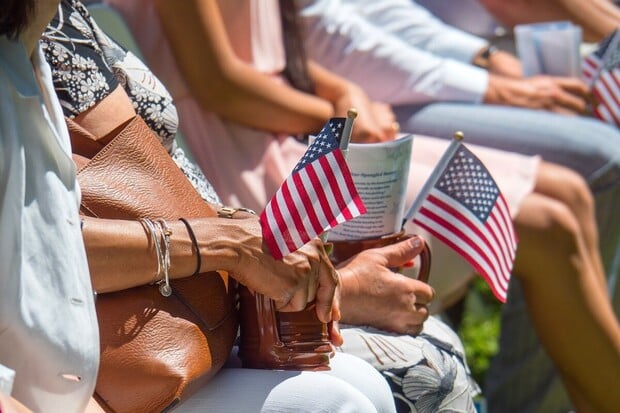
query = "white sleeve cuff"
(436, 60, 489, 103)
(431, 28, 489, 63)
(0, 364, 15, 395)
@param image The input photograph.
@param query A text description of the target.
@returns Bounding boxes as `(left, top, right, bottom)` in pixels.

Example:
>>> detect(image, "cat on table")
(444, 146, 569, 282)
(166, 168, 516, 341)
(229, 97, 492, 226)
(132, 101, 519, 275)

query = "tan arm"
(0, 394, 33, 413)
(82, 215, 338, 322)
(480, 0, 620, 42)
(152, 0, 332, 134)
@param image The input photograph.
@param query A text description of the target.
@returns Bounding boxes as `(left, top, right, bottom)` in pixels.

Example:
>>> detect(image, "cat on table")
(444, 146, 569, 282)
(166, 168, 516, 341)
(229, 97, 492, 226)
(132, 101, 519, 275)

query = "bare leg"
(533, 161, 607, 289)
(513, 191, 620, 412)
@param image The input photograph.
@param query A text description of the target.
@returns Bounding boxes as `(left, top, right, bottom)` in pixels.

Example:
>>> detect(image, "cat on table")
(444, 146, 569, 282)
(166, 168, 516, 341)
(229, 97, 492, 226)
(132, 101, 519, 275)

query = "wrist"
(473, 44, 499, 69)
(165, 220, 197, 279)
(483, 74, 511, 105)
(334, 265, 359, 304)
(198, 217, 265, 283)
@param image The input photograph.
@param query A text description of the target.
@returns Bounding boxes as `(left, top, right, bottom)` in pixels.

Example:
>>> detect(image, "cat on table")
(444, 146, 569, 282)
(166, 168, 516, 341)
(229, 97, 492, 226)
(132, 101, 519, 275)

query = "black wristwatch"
(473, 44, 499, 69)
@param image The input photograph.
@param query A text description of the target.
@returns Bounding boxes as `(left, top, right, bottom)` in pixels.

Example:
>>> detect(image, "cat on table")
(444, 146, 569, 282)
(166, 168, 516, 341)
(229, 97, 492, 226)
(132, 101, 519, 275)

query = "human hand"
(329, 276, 344, 346)
(203, 217, 338, 323)
(486, 50, 524, 78)
(484, 74, 590, 114)
(334, 83, 397, 143)
(336, 236, 434, 334)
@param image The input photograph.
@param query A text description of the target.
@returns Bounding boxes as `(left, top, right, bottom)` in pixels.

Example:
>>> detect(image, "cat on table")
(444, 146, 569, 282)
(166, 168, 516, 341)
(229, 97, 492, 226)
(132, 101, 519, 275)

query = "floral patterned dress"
(40, 0, 221, 205)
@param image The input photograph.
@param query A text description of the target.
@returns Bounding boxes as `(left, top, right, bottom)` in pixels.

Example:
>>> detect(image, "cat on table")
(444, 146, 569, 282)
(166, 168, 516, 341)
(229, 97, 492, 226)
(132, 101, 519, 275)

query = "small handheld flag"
(582, 30, 620, 127)
(260, 115, 366, 259)
(403, 133, 517, 302)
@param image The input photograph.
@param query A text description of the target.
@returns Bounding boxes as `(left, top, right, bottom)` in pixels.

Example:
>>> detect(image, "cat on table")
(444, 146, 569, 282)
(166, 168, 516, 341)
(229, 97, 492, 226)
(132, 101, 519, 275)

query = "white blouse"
(0, 36, 99, 413)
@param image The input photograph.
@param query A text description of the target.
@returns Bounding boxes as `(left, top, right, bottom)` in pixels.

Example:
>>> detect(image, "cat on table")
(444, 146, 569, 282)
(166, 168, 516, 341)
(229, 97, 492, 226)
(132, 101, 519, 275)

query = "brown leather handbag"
(67, 116, 238, 413)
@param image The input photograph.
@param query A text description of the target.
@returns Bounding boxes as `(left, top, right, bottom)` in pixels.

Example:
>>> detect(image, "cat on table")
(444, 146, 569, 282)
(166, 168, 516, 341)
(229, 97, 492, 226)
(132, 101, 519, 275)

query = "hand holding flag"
(260, 116, 366, 260)
(582, 30, 620, 127)
(403, 133, 517, 302)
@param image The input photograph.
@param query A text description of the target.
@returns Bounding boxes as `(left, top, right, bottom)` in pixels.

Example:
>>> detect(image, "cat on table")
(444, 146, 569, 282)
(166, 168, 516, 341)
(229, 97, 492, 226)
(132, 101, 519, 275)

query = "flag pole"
(320, 109, 358, 244)
(340, 108, 358, 155)
(401, 131, 464, 227)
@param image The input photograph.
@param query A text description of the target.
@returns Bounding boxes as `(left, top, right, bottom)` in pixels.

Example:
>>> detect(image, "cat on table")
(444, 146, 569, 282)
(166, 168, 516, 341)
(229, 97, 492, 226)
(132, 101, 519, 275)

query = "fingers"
(275, 252, 320, 313)
(552, 88, 588, 114)
(536, 76, 589, 114)
(372, 101, 398, 140)
(376, 235, 426, 269)
(405, 324, 424, 336)
(274, 241, 338, 324)
(405, 297, 432, 336)
(329, 320, 344, 347)
(554, 77, 590, 99)
(315, 259, 339, 323)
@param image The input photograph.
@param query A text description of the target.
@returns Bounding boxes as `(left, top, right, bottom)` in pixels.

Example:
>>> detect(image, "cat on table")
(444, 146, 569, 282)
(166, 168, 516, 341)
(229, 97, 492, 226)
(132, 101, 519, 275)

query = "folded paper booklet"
(328, 134, 413, 241)
(515, 21, 582, 77)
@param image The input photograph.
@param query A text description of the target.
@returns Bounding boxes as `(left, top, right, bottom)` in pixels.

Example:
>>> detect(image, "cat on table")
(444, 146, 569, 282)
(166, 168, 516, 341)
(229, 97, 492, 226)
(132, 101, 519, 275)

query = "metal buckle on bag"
(217, 206, 256, 219)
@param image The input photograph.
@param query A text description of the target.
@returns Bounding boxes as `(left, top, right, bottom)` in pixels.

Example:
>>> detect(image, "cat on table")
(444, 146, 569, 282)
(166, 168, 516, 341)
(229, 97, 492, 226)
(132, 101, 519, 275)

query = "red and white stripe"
(582, 54, 603, 85)
(413, 189, 517, 303)
(261, 149, 365, 259)
(592, 66, 620, 127)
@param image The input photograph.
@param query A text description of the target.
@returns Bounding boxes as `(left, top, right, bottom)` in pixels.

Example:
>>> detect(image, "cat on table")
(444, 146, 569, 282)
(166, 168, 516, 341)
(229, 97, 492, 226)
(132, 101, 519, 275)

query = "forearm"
(559, 0, 620, 41)
(308, 61, 349, 105)
(82, 216, 245, 293)
(480, 0, 620, 42)
(82, 217, 193, 292)
(153, 0, 331, 135)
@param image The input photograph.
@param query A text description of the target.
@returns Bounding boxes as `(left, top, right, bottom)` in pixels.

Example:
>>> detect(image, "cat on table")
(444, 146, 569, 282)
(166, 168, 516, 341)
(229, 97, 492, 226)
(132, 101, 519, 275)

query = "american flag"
(260, 118, 366, 259)
(582, 30, 620, 127)
(411, 142, 516, 302)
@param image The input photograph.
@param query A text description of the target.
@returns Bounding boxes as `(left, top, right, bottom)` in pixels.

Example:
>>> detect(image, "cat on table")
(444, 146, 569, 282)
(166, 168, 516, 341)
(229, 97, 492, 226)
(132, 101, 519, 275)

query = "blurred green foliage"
(458, 277, 502, 385)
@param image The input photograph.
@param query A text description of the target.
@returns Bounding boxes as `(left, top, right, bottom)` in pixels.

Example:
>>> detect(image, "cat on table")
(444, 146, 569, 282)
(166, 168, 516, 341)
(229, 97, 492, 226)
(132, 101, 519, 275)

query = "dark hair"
(0, 0, 36, 39)
(279, 0, 314, 94)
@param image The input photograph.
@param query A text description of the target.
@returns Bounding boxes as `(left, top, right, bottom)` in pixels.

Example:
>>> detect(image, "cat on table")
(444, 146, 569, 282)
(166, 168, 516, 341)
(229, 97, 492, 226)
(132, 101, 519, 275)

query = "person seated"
(0, 0, 406, 412)
(477, 0, 619, 43)
(298, 1, 620, 273)
(41, 1, 481, 411)
(417, 0, 620, 43)
(298, 1, 620, 411)
(101, 0, 620, 412)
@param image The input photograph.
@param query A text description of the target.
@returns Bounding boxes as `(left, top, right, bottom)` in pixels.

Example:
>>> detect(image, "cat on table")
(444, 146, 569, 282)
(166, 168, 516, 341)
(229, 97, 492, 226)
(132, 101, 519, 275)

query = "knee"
(526, 200, 582, 254)
(515, 198, 585, 282)
(328, 353, 395, 412)
(558, 170, 596, 220)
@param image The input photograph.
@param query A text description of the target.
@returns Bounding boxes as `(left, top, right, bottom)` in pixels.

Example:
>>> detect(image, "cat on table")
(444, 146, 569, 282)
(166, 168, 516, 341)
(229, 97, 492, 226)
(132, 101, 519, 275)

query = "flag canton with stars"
(435, 146, 499, 222)
(594, 29, 620, 70)
(582, 30, 620, 83)
(293, 118, 344, 173)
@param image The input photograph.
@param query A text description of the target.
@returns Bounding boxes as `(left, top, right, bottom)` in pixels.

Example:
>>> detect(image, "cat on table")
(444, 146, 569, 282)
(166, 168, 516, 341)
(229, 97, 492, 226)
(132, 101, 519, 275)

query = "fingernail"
(409, 236, 421, 249)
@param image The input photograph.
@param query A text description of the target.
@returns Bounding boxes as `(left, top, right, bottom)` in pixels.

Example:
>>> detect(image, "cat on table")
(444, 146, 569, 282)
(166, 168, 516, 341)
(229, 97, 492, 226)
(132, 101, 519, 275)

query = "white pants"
(174, 352, 396, 412)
